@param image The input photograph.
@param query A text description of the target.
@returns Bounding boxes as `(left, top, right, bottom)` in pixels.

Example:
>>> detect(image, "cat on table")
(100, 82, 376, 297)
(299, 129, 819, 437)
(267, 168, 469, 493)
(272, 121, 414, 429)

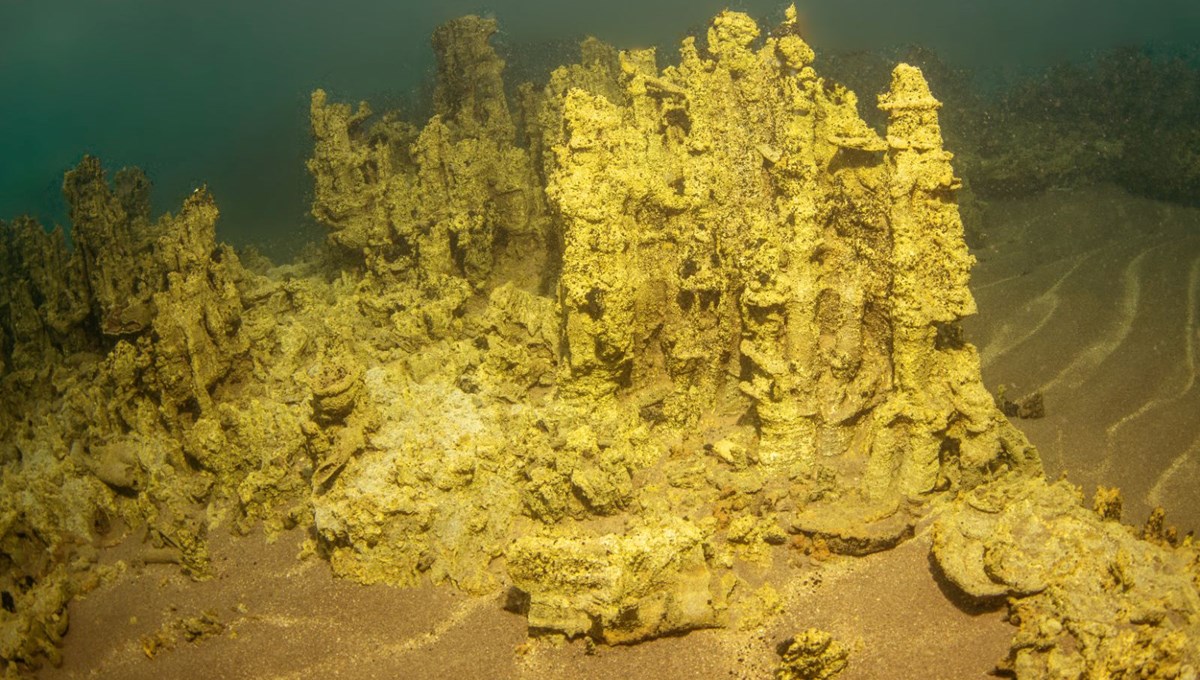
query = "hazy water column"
(1, 0, 1197, 257)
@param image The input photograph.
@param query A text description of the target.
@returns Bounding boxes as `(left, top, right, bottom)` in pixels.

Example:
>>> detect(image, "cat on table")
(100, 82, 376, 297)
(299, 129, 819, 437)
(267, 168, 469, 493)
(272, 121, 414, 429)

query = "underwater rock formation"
(933, 476, 1200, 677)
(0, 217, 90, 379)
(308, 14, 550, 333)
(1, 6, 1197, 678)
(774, 628, 850, 680)
(0, 158, 259, 673)
(507, 516, 726, 643)
(2, 157, 248, 416)
(303, 5, 1040, 644)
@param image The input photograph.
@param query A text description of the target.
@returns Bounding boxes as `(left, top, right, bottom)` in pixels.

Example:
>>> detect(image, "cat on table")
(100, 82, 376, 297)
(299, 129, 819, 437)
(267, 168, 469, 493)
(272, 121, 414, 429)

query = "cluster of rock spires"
(0, 159, 253, 667)
(822, 45, 1200, 212)
(1, 7, 1197, 678)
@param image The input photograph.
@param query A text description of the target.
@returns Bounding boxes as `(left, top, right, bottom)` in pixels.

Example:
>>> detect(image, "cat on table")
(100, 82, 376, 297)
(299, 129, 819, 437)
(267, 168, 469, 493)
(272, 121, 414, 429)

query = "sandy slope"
(38, 523, 1010, 680)
(967, 184, 1200, 534)
(36, 183, 1198, 680)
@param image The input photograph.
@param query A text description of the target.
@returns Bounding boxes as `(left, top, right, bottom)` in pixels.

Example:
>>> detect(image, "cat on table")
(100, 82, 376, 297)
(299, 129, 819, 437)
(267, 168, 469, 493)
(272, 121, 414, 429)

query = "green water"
(2, 0, 1198, 258)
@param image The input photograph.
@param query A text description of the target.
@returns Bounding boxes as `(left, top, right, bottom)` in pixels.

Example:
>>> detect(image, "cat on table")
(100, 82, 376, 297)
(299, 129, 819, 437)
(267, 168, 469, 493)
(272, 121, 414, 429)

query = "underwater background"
(4, 2, 1200, 677)
(3, 0, 1199, 258)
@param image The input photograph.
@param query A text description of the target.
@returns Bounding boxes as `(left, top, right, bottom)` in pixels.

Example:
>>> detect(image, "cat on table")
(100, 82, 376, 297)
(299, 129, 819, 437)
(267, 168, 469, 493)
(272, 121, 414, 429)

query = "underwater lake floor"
(34, 182, 1198, 680)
